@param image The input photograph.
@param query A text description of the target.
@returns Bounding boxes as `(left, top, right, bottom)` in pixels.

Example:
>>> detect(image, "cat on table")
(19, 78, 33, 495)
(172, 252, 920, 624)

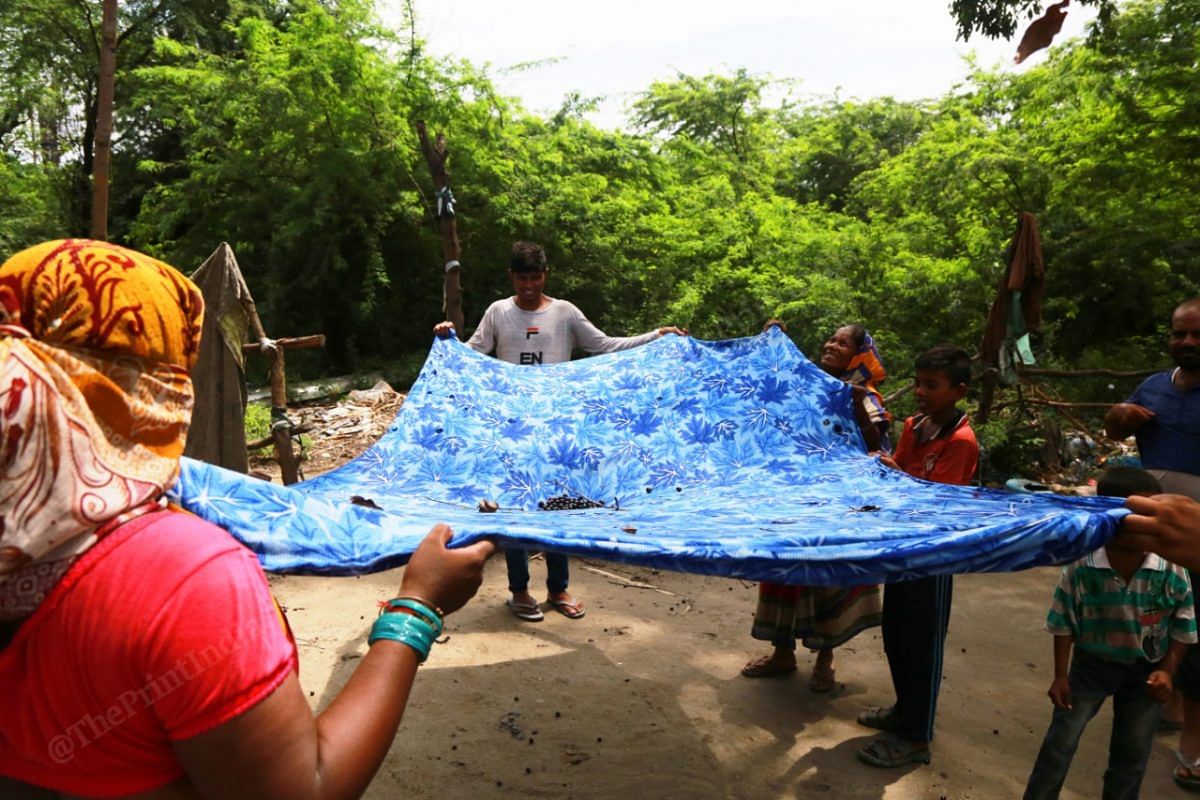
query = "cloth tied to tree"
(841, 330, 891, 424)
(435, 186, 456, 218)
(980, 212, 1046, 384)
(0, 240, 203, 619)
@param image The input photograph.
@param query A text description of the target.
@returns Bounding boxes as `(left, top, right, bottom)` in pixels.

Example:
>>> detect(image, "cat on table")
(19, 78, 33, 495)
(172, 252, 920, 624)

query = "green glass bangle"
(380, 598, 444, 636)
(369, 612, 437, 662)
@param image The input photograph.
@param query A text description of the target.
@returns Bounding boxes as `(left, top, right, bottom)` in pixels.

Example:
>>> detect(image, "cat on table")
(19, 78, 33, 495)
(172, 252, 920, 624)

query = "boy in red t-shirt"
(856, 344, 979, 768)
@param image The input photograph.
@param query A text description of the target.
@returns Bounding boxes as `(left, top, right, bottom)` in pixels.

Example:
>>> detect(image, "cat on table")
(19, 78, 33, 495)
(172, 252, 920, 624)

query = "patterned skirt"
(750, 581, 882, 651)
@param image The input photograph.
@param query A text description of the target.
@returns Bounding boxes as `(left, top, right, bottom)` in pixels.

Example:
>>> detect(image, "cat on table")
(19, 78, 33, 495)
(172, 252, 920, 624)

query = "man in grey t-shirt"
(435, 241, 685, 622)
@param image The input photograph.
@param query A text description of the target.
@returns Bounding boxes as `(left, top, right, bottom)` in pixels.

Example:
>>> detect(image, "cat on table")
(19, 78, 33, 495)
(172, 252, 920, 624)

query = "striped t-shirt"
(1046, 548, 1196, 663)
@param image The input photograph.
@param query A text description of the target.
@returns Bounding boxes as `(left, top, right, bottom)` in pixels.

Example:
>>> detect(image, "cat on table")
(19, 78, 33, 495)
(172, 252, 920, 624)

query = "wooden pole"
(976, 367, 1000, 424)
(1026, 383, 1103, 444)
(1020, 398, 1115, 411)
(1018, 366, 1160, 379)
(247, 423, 313, 452)
(91, 0, 118, 240)
(244, 334, 326, 485)
(242, 334, 326, 354)
(416, 121, 464, 332)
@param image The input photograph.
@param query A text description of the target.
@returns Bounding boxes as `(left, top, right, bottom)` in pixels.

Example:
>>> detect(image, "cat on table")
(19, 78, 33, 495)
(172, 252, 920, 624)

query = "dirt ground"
(259, 391, 1189, 800)
(273, 563, 1189, 800)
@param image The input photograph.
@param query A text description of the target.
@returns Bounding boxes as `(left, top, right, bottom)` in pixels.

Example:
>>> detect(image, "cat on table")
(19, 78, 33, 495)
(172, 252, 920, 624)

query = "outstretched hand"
(400, 524, 495, 615)
(762, 319, 787, 333)
(1120, 494, 1200, 570)
(872, 453, 900, 470)
(658, 326, 688, 337)
(433, 321, 456, 338)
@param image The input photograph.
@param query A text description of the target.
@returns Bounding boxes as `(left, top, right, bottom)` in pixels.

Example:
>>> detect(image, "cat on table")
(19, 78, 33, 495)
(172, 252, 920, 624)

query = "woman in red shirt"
(0, 240, 493, 800)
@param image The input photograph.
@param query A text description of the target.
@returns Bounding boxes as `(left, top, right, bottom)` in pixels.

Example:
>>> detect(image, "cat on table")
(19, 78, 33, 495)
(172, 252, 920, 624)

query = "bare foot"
(810, 648, 837, 692)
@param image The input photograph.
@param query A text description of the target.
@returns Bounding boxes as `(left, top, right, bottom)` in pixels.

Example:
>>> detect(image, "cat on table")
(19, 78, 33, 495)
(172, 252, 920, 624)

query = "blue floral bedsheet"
(171, 328, 1124, 583)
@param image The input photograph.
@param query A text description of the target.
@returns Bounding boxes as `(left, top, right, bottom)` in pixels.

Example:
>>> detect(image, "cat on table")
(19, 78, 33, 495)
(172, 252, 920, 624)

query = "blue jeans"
(505, 548, 569, 595)
(1023, 650, 1162, 800)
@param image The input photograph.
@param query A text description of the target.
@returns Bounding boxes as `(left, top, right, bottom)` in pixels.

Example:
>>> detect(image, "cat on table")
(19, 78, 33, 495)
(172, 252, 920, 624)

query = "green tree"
(951, 0, 1116, 39)
(775, 97, 932, 214)
(0, 0, 283, 235)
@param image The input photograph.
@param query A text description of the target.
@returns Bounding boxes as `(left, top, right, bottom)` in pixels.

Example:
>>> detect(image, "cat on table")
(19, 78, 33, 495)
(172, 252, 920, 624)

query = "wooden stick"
(1027, 383, 1101, 442)
(580, 564, 677, 596)
(1017, 366, 1160, 379)
(247, 422, 313, 451)
(976, 367, 999, 424)
(263, 344, 301, 485)
(1021, 397, 1114, 410)
(882, 382, 915, 406)
(242, 334, 325, 353)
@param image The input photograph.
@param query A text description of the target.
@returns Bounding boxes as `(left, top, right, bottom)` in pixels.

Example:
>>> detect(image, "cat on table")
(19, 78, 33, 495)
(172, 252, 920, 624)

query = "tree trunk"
(416, 121, 464, 333)
(92, 0, 118, 240)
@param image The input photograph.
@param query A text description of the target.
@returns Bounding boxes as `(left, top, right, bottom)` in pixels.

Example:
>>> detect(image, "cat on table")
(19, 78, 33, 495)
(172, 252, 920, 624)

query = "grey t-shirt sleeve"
(565, 302, 660, 354)
(465, 303, 497, 354)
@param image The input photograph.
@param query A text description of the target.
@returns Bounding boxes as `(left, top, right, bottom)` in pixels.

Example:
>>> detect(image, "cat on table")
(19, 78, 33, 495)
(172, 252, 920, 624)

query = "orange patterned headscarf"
(0, 240, 203, 618)
(841, 330, 891, 426)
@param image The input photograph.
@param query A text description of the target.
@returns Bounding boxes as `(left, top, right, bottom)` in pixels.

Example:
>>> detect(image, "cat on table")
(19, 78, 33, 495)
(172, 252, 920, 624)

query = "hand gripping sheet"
(172, 328, 1124, 582)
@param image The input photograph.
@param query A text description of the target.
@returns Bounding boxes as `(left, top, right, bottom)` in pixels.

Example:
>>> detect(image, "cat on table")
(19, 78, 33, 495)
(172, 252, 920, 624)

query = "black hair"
(510, 241, 548, 273)
(838, 323, 867, 349)
(1096, 466, 1162, 499)
(914, 344, 972, 386)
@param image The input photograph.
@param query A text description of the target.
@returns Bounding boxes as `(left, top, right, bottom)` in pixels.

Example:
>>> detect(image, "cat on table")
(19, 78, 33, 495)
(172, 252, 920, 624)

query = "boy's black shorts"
(1177, 643, 1200, 702)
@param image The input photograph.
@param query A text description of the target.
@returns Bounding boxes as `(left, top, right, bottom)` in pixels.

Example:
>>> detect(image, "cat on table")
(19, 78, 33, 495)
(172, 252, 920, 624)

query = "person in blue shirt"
(1106, 298, 1200, 495)
(1105, 297, 1200, 789)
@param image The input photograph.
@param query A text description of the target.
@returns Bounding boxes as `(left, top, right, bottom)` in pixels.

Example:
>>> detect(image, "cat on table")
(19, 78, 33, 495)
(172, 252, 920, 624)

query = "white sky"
(380, 1, 1098, 128)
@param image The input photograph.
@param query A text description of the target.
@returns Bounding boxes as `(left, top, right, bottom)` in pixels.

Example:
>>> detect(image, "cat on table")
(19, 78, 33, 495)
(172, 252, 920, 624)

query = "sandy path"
(272, 557, 1187, 799)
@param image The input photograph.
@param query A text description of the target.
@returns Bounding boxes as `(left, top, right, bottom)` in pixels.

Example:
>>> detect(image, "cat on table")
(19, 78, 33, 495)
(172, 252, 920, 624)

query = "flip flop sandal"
(857, 705, 900, 732)
(506, 598, 544, 622)
(741, 656, 798, 678)
(1175, 752, 1200, 791)
(857, 734, 931, 768)
(548, 597, 585, 619)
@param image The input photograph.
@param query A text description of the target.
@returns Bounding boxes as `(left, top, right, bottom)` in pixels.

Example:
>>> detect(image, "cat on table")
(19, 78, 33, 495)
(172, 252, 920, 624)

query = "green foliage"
(0, 0, 1195, 398)
(245, 403, 310, 456)
(0, 157, 67, 251)
(244, 403, 272, 447)
(950, 0, 1116, 40)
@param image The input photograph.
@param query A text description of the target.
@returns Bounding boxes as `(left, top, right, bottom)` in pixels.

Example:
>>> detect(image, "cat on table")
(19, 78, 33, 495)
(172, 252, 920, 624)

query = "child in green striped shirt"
(1024, 467, 1197, 799)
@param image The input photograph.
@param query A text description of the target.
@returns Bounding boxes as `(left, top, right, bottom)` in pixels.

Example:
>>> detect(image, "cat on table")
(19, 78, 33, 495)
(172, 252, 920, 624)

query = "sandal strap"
(866, 736, 902, 760)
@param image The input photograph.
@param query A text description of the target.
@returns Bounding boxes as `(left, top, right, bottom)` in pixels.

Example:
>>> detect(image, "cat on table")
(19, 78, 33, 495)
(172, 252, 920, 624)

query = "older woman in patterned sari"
(741, 322, 891, 691)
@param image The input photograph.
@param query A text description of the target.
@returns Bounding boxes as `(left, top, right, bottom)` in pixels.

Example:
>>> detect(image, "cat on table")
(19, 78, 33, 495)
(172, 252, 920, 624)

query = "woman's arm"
(850, 385, 882, 452)
(173, 525, 493, 800)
